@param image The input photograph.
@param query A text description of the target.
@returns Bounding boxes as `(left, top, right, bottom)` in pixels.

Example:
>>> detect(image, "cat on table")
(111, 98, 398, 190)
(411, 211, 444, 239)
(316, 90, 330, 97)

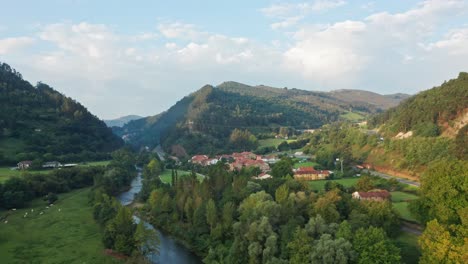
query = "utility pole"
(336, 158, 344, 174)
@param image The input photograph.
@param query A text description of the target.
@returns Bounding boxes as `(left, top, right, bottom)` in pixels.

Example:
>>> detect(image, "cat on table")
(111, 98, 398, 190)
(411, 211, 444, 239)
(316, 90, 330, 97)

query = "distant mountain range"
(104, 115, 143, 127)
(117, 81, 409, 154)
(0, 62, 123, 165)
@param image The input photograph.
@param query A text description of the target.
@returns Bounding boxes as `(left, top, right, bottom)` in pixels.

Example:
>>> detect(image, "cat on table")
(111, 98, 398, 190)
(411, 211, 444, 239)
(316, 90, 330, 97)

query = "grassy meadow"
(159, 169, 204, 185)
(308, 178, 359, 191)
(258, 138, 296, 148)
(293, 161, 319, 169)
(0, 188, 119, 263)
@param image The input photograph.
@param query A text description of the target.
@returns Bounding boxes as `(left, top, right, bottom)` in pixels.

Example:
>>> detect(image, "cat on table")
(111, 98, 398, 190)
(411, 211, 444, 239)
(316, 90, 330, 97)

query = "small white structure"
(252, 173, 273, 180)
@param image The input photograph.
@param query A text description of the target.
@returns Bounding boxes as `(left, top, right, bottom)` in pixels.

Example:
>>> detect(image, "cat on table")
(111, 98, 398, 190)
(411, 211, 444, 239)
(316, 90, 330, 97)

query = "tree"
(288, 228, 313, 264)
(353, 227, 401, 264)
(206, 199, 217, 233)
(134, 220, 160, 257)
(103, 206, 136, 255)
(355, 176, 374, 192)
(271, 159, 293, 178)
(310, 234, 354, 264)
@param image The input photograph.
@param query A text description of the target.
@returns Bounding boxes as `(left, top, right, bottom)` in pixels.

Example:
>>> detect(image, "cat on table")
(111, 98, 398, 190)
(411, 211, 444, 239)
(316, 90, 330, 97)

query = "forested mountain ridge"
(104, 115, 143, 127)
(0, 62, 123, 165)
(369, 72, 468, 137)
(119, 81, 408, 154)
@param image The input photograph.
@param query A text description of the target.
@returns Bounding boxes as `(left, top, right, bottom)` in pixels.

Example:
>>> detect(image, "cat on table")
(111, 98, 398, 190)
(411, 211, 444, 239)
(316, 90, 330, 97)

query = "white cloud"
(282, 0, 468, 88)
(0, 37, 34, 55)
(157, 22, 208, 41)
(262, 1, 346, 29)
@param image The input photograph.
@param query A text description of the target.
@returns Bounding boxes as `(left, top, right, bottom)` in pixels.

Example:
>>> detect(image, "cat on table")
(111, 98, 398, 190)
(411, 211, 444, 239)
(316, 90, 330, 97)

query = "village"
(189, 151, 393, 202)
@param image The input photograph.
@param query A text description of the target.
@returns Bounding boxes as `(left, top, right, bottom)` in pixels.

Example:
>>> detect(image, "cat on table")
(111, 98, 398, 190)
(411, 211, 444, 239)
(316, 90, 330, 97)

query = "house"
(352, 190, 391, 201)
(261, 155, 279, 164)
(17, 161, 32, 170)
(42, 161, 62, 169)
(230, 158, 270, 172)
(294, 167, 331, 181)
(232, 152, 257, 160)
(252, 172, 273, 180)
(62, 163, 78, 168)
(191, 155, 209, 165)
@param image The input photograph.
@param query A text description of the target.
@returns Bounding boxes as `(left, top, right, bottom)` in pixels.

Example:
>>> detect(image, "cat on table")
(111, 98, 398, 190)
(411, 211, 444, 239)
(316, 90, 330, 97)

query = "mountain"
(369, 72, 468, 137)
(0, 62, 123, 165)
(104, 115, 143, 127)
(119, 81, 408, 154)
(328, 89, 410, 110)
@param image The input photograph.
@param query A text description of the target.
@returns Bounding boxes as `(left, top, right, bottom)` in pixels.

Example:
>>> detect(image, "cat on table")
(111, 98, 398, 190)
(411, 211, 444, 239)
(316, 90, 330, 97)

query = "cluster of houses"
(190, 151, 277, 173)
(16, 160, 77, 170)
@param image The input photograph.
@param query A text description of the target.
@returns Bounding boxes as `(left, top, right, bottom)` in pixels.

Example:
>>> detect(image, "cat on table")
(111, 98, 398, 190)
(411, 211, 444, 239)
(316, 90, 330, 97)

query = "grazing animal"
(58, 209, 61, 212)
(12, 208, 16, 211)
(31, 209, 34, 212)
(4, 220, 8, 224)
(40, 212, 44, 215)
(50, 204, 54, 206)
(46, 206, 49, 209)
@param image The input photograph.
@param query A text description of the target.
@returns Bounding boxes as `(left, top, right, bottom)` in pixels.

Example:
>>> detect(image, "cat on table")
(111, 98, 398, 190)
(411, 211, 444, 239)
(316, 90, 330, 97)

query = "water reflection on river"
(117, 173, 202, 264)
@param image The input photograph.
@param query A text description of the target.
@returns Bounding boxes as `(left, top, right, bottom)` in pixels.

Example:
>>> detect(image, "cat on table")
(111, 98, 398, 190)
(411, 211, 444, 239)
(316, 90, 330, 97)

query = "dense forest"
(118, 81, 406, 155)
(0, 63, 123, 165)
(138, 159, 405, 264)
(369, 72, 468, 137)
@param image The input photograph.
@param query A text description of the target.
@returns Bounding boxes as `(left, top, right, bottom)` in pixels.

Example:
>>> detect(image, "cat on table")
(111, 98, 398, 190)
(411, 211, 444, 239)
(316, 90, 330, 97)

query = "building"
(252, 172, 273, 180)
(261, 155, 279, 164)
(352, 190, 391, 201)
(230, 158, 270, 172)
(190, 155, 218, 166)
(294, 167, 331, 181)
(17, 161, 32, 170)
(42, 161, 62, 169)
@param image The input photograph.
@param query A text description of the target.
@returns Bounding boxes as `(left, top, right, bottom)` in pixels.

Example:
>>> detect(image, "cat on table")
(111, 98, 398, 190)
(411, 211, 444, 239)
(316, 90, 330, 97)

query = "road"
(363, 169, 420, 187)
(153, 145, 166, 161)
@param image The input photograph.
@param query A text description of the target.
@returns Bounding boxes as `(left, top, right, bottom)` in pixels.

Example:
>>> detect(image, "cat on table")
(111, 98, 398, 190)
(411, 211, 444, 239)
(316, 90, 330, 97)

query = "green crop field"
(258, 138, 296, 148)
(0, 188, 119, 263)
(159, 169, 204, 185)
(340, 111, 365, 121)
(80, 160, 111, 167)
(308, 178, 359, 191)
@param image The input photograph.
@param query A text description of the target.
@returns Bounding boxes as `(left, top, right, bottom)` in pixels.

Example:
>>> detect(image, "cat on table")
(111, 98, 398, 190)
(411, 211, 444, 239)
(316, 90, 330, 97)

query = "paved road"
(363, 169, 420, 187)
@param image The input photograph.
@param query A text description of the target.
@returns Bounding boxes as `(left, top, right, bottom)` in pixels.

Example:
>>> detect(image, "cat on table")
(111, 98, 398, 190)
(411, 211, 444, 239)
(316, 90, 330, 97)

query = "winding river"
(117, 172, 202, 264)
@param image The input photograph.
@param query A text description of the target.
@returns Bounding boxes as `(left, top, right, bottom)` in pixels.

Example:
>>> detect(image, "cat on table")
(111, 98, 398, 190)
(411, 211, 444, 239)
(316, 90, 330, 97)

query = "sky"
(1, 0, 467, 119)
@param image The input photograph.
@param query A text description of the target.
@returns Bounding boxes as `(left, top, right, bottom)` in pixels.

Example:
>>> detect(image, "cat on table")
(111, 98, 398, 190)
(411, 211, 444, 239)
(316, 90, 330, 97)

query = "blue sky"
(1, 0, 467, 119)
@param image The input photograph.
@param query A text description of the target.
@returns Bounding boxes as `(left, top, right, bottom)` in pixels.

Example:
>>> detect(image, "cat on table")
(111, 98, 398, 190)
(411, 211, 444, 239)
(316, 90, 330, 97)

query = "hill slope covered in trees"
(0, 63, 123, 165)
(104, 115, 143, 127)
(119, 81, 407, 154)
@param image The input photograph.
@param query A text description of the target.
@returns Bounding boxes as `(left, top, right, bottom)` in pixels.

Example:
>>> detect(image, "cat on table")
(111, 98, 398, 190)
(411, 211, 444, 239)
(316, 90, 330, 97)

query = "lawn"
(258, 138, 296, 148)
(294, 161, 319, 169)
(340, 111, 365, 121)
(159, 169, 204, 185)
(393, 202, 418, 223)
(308, 178, 359, 191)
(390, 191, 419, 202)
(0, 188, 119, 263)
(0, 167, 51, 183)
(393, 232, 421, 264)
(80, 160, 111, 167)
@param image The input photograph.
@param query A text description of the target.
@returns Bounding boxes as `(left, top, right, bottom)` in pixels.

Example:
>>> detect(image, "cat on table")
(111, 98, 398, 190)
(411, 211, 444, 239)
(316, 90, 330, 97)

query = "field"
(390, 191, 419, 202)
(258, 138, 296, 148)
(0, 188, 119, 263)
(390, 191, 419, 222)
(308, 178, 359, 191)
(340, 111, 365, 121)
(393, 232, 421, 264)
(0, 161, 111, 183)
(0, 167, 50, 183)
(159, 169, 204, 185)
(293, 161, 319, 169)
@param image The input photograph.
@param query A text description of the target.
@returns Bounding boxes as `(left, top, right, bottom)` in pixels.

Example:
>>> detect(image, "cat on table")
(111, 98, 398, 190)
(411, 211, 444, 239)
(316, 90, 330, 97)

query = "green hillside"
(0, 63, 123, 165)
(369, 72, 468, 137)
(120, 82, 405, 155)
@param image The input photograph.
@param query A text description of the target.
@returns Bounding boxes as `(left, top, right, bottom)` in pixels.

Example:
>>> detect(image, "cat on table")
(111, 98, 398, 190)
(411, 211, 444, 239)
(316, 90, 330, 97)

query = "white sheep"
(50, 204, 54, 206)
(58, 208, 61, 212)
(46, 206, 49, 209)
(4, 220, 8, 224)
(31, 209, 34, 212)
(12, 208, 16, 211)
(39, 212, 44, 215)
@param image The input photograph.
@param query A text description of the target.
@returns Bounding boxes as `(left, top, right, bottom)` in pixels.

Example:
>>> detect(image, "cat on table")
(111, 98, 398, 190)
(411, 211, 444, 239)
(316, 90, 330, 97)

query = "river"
(117, 172, 202, 264)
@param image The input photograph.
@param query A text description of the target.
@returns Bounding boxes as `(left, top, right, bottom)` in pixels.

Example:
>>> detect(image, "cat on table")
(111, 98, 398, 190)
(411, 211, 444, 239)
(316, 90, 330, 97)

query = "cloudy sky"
(1, 0, 467, 119)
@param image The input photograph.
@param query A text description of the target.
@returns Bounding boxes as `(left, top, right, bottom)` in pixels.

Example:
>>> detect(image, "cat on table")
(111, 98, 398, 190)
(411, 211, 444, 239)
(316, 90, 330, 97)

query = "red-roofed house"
(352, 190, 391, 201)
(294, 167, 331, 181)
